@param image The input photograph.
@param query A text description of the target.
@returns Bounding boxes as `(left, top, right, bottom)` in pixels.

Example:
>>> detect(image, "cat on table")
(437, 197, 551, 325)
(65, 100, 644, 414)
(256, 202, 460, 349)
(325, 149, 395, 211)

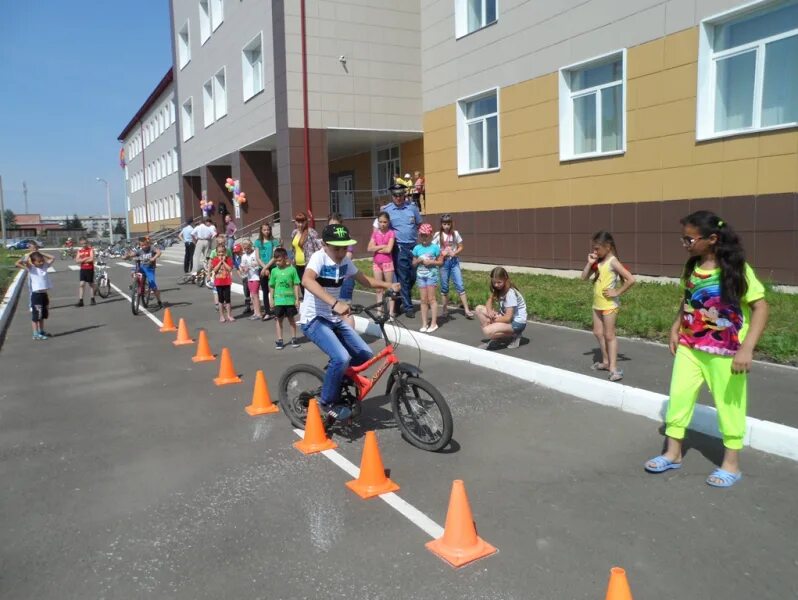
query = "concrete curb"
(353, 316, 798, 463)
(0, 270, 26, 349)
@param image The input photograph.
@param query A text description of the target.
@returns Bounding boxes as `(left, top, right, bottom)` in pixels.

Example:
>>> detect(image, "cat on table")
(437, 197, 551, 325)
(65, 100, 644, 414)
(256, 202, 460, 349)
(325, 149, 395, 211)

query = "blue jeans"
(393, 242, 416, 312)
(439, 257, 465, 295)
(301, 317, 374, 405)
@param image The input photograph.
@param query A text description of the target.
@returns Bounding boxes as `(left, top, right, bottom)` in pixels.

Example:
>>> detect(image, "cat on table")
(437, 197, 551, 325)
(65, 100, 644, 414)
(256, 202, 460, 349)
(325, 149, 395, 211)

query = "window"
(172, 148, 179, 173)
(178, 21, 190, 69)
(181, 97, 194, 141)
(211, 0, 223, 31)
(170, 99, 176, 124)
(559, 50, 626, 160)
(175, 193, 181, 219)
(214, 67, 227, 119)
(456, 89, 500, 174)
(203, 78, 215, 127)
(242, 32, 263, 101)
(697, 0, 798, 139)
(375, 145, 401, 191)
(199, 0, 211, 44)
(455, 0, 497, 38)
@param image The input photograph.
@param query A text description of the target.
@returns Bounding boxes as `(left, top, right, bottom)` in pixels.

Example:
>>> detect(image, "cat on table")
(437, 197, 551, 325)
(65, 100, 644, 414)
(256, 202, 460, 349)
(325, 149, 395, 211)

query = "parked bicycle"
(95, 260, 111, 299)
(278, 293, 453, 452)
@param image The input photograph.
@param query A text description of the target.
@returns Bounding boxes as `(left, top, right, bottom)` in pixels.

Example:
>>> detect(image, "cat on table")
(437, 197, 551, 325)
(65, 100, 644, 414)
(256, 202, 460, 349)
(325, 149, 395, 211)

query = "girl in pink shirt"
(368, 211, 396, 317)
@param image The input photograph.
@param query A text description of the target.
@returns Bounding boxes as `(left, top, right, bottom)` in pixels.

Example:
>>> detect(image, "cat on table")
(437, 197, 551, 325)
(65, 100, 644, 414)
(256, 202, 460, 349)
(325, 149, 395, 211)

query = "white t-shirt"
(298, 249, 359, 325)
(239, 252, 260, 281)
(27, 264, 51, 292)
(499, 288, 527, 325)
(432, 230, 463, 257)
(193, 224, 214, 241)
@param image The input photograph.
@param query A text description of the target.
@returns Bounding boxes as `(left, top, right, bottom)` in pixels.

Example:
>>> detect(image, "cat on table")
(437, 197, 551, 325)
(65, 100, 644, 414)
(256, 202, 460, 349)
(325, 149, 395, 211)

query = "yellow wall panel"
(723, 136, 760, 161)
(758, 130, 798, 157)
(423, 106, 455, 133)
(659, 133, 696, 168)
(632, 63, 696, 109)
(631, 98, 695, 140)
(628, 38, 664, 79)
(757, 154, 798, 195)
(721, 159, 758, 197)
(663, 28, 699, 69)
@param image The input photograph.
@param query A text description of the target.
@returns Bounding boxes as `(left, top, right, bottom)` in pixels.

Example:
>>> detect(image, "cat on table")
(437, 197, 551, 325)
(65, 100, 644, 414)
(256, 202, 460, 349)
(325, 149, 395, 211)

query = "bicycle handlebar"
(349, 290, 396, 324)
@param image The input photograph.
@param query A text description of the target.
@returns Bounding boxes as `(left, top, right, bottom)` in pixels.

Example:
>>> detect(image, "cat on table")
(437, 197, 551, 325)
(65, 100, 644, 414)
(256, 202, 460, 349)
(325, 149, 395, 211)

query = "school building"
(160, 0, 797, 283)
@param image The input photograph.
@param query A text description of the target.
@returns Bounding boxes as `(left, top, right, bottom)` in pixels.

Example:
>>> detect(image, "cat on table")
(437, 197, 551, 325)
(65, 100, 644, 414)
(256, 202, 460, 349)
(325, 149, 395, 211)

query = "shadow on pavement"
(52, 324, 105, 337)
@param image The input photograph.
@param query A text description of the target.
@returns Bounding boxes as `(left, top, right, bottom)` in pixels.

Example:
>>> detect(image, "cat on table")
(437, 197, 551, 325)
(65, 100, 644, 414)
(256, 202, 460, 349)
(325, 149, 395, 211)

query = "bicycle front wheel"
(278, 364, 325, 429)
(97, 274, 111, 298)
(141, 284, 151, 308)
(391, 376, 453, 452)
(131, 290, 141, 315)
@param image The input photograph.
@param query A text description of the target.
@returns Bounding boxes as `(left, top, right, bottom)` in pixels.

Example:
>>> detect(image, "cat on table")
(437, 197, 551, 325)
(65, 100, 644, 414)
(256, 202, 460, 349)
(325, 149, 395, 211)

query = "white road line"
(109, 282, 164, 328)
(162, 260, 183, 265)
(68, 265, 80, 271)
(292, 428, 444, 539)
(116, 261, 134, 268)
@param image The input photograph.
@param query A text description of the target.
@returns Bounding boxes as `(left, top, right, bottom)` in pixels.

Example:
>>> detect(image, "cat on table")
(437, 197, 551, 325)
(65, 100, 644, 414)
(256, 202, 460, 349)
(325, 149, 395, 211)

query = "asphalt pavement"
(0, 251, 796, 600)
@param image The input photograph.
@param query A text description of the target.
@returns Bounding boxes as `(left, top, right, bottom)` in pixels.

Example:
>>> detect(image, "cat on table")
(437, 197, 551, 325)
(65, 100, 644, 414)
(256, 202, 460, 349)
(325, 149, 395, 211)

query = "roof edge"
(117, 68, 174, 142)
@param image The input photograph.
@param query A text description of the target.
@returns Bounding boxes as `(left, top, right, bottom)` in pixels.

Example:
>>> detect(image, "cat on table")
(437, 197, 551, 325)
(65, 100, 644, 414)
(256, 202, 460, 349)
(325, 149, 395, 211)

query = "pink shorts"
(373, 261, 394, 274)
(247, 280, 261, 295)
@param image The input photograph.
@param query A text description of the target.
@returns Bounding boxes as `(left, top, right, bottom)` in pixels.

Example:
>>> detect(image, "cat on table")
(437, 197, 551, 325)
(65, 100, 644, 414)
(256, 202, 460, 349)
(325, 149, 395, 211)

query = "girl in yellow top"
(581, 231, 636, 382)
(290, 212, 322, 292)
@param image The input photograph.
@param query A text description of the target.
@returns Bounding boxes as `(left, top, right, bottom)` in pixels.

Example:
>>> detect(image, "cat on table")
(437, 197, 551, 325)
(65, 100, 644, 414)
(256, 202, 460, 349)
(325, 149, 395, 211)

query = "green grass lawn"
(354, 259, 798, 366)
(0, 249, 23, 298)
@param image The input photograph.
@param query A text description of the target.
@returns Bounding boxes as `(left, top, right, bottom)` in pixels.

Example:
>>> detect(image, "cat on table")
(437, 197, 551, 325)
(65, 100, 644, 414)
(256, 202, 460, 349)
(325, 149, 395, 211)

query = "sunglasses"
(680, 235, 706, 247)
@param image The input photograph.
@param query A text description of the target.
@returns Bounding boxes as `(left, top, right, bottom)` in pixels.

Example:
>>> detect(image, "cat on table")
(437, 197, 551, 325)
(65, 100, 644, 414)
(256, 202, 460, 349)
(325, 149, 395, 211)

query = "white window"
(455, 0, 497, 38)
(170, 99, 176, 124)
(175, 193, 182, 219)
(213, 67, 227, 119)
(242, 32, 263, 101)
(178, 21, 191, 69)
(181, 97, 194, 141)
(456, 89, 500, 174)
(199, 0, 211, 44)
(697, 0, 798, 140)
(559, 50, 626, 161)
(375, 145, 401, 191)
(203, 78, 215, 127)
(211, 0, 224, 31)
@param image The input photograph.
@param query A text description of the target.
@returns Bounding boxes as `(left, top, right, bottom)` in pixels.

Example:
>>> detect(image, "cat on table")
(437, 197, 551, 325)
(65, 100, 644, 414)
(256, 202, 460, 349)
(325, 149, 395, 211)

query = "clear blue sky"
(0, 1, 172, 217)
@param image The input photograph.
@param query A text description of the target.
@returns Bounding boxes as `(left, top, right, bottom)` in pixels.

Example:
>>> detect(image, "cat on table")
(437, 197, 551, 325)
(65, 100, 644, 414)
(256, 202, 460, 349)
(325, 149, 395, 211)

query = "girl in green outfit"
(644, 211, 768, 488)
(255, 223, 280, 321)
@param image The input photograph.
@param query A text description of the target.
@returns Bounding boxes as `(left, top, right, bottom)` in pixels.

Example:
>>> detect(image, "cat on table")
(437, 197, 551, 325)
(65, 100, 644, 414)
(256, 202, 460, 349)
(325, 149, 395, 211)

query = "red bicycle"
(278, 295, 453, 452)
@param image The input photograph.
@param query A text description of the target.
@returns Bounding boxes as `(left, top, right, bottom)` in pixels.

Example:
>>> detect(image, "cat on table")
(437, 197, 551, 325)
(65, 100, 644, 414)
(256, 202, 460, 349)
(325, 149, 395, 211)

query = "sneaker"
(275, 339, 284, 350)
(426, 324, 439, 334)
(419, 325, 429, 333)
(248, 314, 261, 320)
(90, 298, 96, 306)
(320, 402, 352, 422)
(478, 340, 496, 350)
(214, 304, 219, 312)
(33, 332, 47, 341)
(506, 334, 521, 349)
(290, 337, 300, 348)
(76, 299, 84, 307)
(39, 331, 52, 337)
(405, 309, 416, 318)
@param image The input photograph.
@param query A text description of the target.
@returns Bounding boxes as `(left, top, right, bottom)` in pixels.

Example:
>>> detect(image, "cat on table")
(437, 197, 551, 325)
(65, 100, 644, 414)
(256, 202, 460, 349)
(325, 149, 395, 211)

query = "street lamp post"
(96, 178, 113, 245)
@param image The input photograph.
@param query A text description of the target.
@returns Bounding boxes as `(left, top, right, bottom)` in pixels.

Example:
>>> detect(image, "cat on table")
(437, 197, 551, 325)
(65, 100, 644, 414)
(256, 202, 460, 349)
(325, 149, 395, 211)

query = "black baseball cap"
(322, 224, 357, 247)
(389, 183, 408, 196)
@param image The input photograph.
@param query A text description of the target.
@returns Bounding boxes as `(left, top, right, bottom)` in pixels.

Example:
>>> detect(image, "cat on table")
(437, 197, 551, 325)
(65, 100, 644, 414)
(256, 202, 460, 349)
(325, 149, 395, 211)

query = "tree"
(3, 209, 16, 229)
(65, 214, 83, 229)
(113, 219, 126, 235)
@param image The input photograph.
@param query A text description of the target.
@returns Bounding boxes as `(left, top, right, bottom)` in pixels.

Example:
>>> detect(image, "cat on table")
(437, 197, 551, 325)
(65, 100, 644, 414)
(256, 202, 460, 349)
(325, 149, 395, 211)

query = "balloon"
(238, 192, 246, 203)
(200, 199, 206, 207)
(226, 177, 234, 185)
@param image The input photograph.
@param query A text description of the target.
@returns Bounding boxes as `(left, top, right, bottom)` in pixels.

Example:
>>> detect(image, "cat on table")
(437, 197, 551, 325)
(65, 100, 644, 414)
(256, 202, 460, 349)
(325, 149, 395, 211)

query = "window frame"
(199, 0, 211, 45)
(202, 78, 215, 128)
(456, 87, 501, 176)
(210, 0, 224, 32)
(241, 32, 264, 102)
(455, 0, 499, 39)
(181, 97, 194, 142)
(558, 48, 627, 162)
(178, 21, 191, 70)
(696, 0, 798, 141)
(214, 66, 228, 120)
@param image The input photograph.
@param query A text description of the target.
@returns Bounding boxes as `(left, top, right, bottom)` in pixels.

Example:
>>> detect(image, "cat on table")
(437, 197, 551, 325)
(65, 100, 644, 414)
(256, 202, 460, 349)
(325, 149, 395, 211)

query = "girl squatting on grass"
(645, 211, 768, 488)
(581, 231, 636, 382)
(475, 267, 527, 350)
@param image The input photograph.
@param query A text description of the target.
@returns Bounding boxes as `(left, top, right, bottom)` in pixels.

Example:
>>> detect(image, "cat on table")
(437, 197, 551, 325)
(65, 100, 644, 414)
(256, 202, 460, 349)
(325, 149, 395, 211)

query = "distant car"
(5, 239, 44, 250)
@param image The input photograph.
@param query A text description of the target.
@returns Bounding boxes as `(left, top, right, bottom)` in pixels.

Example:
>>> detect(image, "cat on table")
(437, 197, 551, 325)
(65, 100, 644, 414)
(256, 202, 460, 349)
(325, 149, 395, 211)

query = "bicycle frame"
(344, 345, 399, 401)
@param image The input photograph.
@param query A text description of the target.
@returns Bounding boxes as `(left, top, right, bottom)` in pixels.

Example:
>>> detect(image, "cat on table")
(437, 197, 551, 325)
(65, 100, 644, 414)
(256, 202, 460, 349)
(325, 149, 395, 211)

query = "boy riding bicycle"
(126, 237, 164, 309)
(300, 224, 399, 421)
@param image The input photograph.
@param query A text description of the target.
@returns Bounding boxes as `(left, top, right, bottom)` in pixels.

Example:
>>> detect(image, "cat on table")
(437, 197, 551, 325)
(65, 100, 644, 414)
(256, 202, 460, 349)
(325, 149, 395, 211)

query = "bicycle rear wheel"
(278, 364, 325, 429)
(390, 376, 453, 452)
(97, 274, 111, 298)
(196, 271, 205, 287)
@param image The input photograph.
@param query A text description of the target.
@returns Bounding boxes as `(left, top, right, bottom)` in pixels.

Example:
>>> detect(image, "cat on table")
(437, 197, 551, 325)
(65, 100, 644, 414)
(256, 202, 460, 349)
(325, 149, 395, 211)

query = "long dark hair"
(258, 222, 273, 243)
(591, 231, 618, 283)
(438, 214, 455, 245)
(680, 210, 747, 306)
(488, 266, 516, 302)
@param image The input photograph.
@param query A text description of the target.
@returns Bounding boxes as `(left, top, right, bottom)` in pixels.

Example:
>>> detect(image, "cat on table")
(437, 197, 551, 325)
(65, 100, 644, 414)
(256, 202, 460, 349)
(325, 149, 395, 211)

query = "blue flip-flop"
(706, 468, 742, 488)
(644, 455, 682, 473)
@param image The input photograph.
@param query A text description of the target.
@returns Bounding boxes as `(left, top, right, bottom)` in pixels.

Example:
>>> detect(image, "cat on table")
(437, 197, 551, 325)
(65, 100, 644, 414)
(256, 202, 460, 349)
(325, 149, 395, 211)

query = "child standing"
(210, 240, 234, 323)
(75, 237, 97, 307)
(268, 247, 301, 349)
(475, 267, 527, 350)
(645, 211, 768, 488)
(580, 231, 636, 382)
(368, 211, 396, 317)
(16, 251, 56, 340)
(412, 223, 443, 333)
(433, 214, 475, 319)
(239, 240, 263, 320)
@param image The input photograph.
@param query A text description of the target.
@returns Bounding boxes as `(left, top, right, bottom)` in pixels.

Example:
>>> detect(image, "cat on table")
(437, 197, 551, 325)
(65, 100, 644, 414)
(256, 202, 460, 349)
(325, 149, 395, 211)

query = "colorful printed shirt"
(211, 256, 233, 286)
(678, 263, 765, 356)
(77, 247, 94, 270)
(412, 243, 441, 278)
(269, 265, 301, 306)
(298, 249, 358, 324)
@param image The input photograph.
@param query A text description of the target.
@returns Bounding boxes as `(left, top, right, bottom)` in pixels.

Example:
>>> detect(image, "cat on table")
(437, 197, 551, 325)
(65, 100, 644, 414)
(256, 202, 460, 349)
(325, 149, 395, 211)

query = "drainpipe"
(300, 0, 313, 227)
(140, 122, 151, 234)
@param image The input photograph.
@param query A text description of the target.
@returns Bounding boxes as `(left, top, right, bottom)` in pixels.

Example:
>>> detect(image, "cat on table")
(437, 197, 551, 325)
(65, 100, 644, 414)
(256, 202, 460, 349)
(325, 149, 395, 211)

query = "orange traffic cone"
(346, 431, 399, 499)
(172, 318, 194, 346)
(213, 347, 242, 385)
(426, 480, 497, 568)
(245, 370, 279, 415)
(605, 567, 634, 600)
(159, 308, 177, 333)
(192, 329, 216, 363)
(293, 399, 337, 454)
